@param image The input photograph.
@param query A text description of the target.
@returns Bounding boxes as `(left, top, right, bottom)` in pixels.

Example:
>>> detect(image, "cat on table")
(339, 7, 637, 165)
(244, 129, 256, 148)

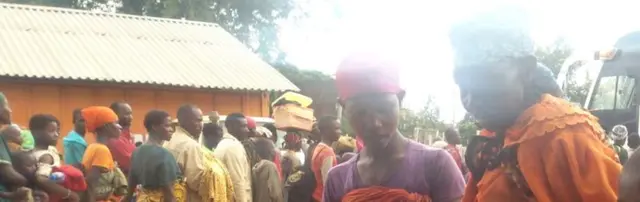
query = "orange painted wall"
(0, 81, 271, 153)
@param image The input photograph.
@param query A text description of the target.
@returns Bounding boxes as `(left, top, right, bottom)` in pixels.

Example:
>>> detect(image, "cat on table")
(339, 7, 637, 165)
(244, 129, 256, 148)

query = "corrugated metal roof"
(0, 3, 299, 92)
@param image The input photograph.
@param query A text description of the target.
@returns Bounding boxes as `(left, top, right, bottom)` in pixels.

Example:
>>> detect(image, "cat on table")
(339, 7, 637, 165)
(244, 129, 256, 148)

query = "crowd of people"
(0, 94, 354, 202)
(4, 6, 640, 202)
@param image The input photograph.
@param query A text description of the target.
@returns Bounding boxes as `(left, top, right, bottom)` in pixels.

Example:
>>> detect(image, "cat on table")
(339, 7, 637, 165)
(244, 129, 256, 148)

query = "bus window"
(589, 76, 636, 110)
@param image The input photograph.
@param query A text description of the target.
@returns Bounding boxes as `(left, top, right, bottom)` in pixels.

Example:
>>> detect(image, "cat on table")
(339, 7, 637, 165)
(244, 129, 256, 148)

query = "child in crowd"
(252, 137, 284, 202)
(11, 150, 49, 202)
(1, 125, 24, 152)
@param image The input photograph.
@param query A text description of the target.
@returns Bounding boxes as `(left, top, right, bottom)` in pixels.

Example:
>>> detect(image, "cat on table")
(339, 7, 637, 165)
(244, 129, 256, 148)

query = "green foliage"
(536, 38, 573, 76)
(398, 96, 446, 139)
(456, 113, 478, 145)
(272, 62, 333, 85)
(118, 0, 299, 61)
(535, 38, 592, 104)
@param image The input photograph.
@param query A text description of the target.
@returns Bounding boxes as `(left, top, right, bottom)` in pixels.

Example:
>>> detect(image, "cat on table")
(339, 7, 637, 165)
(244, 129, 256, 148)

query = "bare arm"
(85, 167, 105, 201)
(0, 187, 30, 200)
(123, 171, 137, 202)
(35, 176, 79, 202)
(162, 183, 176, 202)
(0, 163, 27, 187)
(320, 157, 334, 184)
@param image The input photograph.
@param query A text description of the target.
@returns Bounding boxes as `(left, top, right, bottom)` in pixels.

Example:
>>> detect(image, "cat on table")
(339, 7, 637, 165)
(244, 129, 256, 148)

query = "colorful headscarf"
(335, 136, 356, 152)
(355, 136, 364, 152)
(285, 133, 300, 144)
(449, 6, 533, 67)
(246, 117, 256, 130)
(335, 52, 402, 102)
(81, 106, 118, 133)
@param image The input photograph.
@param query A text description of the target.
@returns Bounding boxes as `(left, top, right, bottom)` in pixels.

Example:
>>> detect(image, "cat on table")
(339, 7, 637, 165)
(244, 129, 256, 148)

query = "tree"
(398, 96, 447, 141)
(456, 113, 478, 145)
(272, 61, 333, 85)
(117, 0, 299, 61)
(535, 38, 593, 104)
(2, 0, 108, 11)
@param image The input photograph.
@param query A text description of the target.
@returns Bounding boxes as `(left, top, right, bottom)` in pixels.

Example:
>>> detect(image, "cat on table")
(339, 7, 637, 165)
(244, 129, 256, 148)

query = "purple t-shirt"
(322, 140, 465, 202)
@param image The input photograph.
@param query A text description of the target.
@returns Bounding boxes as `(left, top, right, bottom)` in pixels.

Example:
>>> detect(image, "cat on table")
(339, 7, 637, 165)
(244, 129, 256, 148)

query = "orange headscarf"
(81, 106, 118, 133)
(479, 129, 495, 137)
(342, 186, 431, 202)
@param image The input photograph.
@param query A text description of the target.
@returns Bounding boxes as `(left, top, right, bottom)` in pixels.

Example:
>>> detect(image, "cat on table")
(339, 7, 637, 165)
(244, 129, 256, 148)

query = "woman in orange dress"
(80, 106, 127, 201)
(450, 7, 621, 202)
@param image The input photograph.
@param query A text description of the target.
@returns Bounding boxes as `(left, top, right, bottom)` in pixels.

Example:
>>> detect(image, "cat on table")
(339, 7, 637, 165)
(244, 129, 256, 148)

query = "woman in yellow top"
(81, 106, 127, 201)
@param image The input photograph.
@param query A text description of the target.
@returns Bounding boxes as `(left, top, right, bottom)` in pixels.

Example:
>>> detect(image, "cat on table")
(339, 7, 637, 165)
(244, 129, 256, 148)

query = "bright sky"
(279, 0, 640, 123)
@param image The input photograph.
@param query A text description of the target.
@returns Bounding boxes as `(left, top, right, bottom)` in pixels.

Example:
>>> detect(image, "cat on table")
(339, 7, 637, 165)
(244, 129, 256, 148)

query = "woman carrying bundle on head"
(281, 132, 303, 181)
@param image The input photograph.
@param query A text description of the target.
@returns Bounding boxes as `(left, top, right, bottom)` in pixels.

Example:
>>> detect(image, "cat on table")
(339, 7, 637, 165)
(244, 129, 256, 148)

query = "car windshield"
(589, 75, 636, 110)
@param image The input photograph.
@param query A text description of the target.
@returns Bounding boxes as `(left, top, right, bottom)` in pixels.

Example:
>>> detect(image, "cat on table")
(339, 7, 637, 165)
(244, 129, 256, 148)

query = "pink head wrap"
(335, 52, 402, 102)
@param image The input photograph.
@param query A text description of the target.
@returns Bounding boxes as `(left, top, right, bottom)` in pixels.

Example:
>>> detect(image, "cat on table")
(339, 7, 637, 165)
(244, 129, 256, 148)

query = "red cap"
(246, 117, 256, 129)
(335, 52, 402, 102)
(285, 133, 301, 143)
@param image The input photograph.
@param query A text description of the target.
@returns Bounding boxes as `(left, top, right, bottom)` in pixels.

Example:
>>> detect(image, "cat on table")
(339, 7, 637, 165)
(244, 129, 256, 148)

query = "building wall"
(0, 79, 270, 153)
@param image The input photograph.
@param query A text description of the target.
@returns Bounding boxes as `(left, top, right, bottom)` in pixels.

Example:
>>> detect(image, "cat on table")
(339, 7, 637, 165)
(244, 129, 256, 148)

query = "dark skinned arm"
(35, 176, 79, 202)
(0, 187, 30, 200)
(86, 167, 105, 201)
(36, 154, 80, 201)
(0, 191, 13, 199)
(36, 154, 78, 201)
(162, 183, 176, 202)
(0, 163, 27, 187)
(123, 171, 137, 202)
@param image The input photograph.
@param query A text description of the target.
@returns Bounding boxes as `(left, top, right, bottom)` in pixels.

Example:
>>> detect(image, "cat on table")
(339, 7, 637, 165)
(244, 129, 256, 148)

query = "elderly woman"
(450, 7, 620, 202)
(81, 106, 127, 202)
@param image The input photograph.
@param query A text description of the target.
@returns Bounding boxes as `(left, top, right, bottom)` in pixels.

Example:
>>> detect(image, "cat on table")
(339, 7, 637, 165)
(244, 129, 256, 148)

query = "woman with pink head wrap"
(322, 52, 465, 202)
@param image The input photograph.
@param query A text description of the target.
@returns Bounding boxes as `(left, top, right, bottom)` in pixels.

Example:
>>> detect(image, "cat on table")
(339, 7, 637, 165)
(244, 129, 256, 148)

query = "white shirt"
(213, 134, 253, 202)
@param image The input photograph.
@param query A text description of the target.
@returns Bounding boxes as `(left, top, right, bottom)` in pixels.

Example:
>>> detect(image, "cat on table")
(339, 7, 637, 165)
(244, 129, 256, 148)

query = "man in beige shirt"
(163, 104, 209, 202)
(214, 113, 253, 202)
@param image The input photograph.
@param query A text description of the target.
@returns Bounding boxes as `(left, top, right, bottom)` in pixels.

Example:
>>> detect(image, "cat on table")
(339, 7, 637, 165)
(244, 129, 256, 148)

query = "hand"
(12, 187, 31, 200)
(33, 190, 49, 202)
(65, 192, 80, 202)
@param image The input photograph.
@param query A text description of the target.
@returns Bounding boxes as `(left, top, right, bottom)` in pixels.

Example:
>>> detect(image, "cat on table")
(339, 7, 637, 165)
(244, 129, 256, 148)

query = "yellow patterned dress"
(136, 179, 187, 202)
(130, 144, 187, 202)
(200, 148, 235, 202)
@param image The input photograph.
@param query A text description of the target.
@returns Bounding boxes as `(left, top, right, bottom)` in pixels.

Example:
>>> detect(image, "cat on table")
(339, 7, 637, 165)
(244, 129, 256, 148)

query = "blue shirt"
(63, 131, 87, 165)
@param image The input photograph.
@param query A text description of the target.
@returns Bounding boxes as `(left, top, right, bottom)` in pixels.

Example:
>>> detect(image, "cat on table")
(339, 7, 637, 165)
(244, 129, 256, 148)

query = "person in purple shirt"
(323, 52, 465, 202)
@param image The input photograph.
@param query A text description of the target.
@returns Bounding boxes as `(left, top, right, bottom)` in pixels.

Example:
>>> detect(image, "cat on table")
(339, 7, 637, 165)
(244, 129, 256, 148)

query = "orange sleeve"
(462, 176, 478, 202)
(519, 123, 621, 202)
(81, 144, 115, 171)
